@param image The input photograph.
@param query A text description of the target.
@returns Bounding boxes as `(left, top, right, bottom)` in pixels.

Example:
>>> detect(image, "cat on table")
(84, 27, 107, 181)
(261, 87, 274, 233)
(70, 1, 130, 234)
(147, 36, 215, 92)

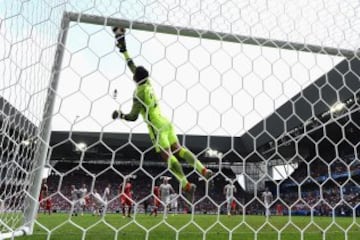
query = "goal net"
(1, 0, 360, 239)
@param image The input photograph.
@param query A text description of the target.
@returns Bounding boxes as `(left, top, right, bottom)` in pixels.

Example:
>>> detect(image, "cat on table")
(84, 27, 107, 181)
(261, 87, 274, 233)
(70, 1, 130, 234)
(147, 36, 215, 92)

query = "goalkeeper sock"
(168, 155, 188, 188)
(178, 148, 206, 175)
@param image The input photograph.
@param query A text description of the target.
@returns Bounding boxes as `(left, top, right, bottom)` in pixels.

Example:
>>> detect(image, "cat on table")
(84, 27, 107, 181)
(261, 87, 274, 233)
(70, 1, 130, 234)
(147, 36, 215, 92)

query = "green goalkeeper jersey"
(123, 79, 169, 130)
(119, 51, 179, 151)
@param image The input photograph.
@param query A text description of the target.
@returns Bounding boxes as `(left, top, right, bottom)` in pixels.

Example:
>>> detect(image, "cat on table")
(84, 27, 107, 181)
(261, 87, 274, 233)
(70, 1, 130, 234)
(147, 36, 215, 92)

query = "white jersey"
(93, 192, 103, 206)
(170, 193, 178, 208)
(79, 188, 87, 198)
(262, 191, 273, 204)
(224, 184, 236, 199)
(103, 187, 110, 201)
(160, 183, 173, 199)
(79, 187, 87, 206)
(0, 199, 4, 213)
(71, 189, 79, 201)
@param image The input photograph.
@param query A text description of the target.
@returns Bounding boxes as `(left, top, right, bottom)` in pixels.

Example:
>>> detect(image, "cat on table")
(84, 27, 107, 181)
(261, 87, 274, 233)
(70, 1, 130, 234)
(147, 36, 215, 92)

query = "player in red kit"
(45, 197, 52, 215)
(119, 177, 134, 218)
(85, 195, 90, 207)
(231, 200, 237, 215)
(276, 203, 283, 216)
(39, 180, 48, 213)
(150, 185, 160, 217)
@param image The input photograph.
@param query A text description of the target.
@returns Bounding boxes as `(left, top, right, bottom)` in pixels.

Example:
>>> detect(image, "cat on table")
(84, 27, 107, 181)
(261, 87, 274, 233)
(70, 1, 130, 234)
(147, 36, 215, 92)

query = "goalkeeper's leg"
(160, 150, 188, 188)
(171, 143, 213, 179)
(159, 148, 196, 201)
(157, 127, 194, 192)
(167, 125, 213, 178)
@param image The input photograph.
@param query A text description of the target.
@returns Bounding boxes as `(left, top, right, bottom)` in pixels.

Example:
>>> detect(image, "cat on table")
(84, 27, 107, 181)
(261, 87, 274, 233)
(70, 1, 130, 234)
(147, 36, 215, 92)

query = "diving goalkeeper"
(111, 27, 213, 196)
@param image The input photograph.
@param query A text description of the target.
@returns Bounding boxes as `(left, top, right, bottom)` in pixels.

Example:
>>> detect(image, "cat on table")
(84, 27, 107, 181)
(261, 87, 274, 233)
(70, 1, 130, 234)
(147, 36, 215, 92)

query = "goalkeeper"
(111, 27, 213, 196)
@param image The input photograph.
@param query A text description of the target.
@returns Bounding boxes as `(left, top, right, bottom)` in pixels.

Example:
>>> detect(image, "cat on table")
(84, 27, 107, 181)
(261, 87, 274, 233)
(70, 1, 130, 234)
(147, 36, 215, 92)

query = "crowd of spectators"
(43, 156, 360, 217)
(279, 154, 360, 216)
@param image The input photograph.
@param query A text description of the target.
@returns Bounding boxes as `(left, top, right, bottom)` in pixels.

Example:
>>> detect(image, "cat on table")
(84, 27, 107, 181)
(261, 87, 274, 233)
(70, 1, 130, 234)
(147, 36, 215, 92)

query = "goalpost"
(1, 1, 360, 239)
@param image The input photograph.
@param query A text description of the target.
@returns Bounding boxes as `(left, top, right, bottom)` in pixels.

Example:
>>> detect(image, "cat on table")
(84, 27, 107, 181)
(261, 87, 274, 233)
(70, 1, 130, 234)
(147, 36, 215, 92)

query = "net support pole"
(66, 11, 358, 59)
(22, 12, 71, 236)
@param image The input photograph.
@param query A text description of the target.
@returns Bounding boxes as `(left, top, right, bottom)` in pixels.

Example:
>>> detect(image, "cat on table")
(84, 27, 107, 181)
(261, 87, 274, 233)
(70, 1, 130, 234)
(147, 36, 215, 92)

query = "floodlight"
(330, 102, 345, 113)
(75, 142, 87, 151)
(21, 140, 31, 146)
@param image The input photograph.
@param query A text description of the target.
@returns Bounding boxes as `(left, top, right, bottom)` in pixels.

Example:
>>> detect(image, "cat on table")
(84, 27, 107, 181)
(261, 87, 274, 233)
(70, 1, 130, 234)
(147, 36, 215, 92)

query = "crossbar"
(66, 11, 358, 59)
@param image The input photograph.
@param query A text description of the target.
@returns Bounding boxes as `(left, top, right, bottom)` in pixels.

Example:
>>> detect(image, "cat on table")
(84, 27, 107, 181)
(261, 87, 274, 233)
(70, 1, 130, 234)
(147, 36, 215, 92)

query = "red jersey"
(231, 200, 236, 209)
(124, 183, 132, 195)
(153, 186, 160, 207)
(120, 183, 132, 198)
(39, 183, 48, 201)
(153, 186, 160, 197)
(276, 204, 283, 215)
(120, 182, 133, 206)
(46, 198, 52, 209)
(85, 195, 90, 205)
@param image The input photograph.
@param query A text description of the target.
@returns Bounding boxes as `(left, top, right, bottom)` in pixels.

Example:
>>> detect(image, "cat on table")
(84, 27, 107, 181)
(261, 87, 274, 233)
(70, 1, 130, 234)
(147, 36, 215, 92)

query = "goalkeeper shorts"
(148, 123, 178, 152)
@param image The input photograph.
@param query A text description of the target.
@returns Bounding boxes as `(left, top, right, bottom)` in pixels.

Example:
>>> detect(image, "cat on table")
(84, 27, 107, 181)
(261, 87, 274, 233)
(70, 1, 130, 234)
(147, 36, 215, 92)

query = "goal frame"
(6, 10, 358, 239)
(0, 12, 71, 240)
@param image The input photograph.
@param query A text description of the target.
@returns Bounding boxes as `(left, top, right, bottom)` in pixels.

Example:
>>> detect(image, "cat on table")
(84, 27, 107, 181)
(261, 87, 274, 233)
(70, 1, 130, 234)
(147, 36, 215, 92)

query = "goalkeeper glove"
(112, 26, 127, 53)
(112, 110, 125, 120)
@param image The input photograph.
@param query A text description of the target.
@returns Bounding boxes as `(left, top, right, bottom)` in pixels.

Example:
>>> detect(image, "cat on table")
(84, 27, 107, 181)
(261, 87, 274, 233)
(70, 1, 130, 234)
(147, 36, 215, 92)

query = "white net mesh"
(1, 0, 360, 239)
(0, 0, 67, 237)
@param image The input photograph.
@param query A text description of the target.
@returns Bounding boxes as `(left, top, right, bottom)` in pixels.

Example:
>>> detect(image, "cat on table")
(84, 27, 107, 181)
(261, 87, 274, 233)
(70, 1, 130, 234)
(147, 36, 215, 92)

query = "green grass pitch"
(18, 213, 359, 240)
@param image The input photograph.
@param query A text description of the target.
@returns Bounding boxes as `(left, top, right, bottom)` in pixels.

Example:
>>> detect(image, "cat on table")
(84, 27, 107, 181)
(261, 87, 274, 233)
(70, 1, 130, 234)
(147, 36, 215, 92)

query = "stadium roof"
(0, 96, 38, 142)
(244, 57, 360, 151)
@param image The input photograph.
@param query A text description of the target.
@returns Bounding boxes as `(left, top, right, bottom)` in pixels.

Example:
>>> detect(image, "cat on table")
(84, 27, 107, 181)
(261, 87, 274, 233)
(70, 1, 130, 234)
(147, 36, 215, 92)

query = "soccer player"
(103, 183, 111, 203)
(276, 203, 283, 216)
(79, 184, 88, 216)
(0, 198, 4, 213)
(39, 180, 48, 213)
(231, 200, 237, 215)
(170, 193, 178, 216)
(119, 177, 133, 218)
(159, 177, 175, 218)
(223, 180, 237, 216)
(71, 185, 80, 216)
(92, 189, 104, 216)
(262, 187, 273, 218)
(143, 197, 149, 215)
(111, 27, 213, 199)
(150, 185, 160, 217)
(45, 196, 52, 215)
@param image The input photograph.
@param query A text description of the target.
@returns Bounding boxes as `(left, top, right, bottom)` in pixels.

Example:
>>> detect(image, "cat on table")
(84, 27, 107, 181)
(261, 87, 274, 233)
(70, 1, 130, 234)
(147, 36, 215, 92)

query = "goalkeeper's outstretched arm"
(112, 26, 136, 73)
(111, 26, 142, 122)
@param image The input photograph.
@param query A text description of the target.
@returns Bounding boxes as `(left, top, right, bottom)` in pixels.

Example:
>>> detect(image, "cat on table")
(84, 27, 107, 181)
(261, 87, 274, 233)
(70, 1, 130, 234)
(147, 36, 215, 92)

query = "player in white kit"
(0, 198, 4, 213)
(223, 180, 237, 216)
(79, 184, 87, 216)
(262, 187, 273, 218)
(159, 177, 174, 218)
(103, 184, 111, 203)
(70, 185, 81, 216)
(170, 193, 178, 216)
(92, 189, 104, 216)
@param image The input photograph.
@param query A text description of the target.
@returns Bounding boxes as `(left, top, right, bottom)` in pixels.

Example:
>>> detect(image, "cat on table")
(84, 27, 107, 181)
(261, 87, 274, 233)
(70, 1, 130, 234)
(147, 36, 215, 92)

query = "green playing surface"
(15, 213, 360, 240)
